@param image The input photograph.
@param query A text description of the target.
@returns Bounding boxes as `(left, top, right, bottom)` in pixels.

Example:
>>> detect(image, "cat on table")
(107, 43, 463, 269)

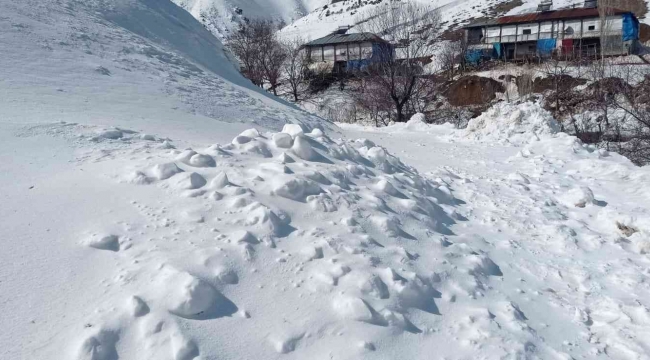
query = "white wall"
(335, 44, 348, 61)
(501, 25, 516, 36)
(605, 15, 624, 34)
(471, 15, 626, 44)
(360, 42, 373, 59)
(348, 43, 360, 59)
(323, 45, 335, 61)
(487, 26, 501, 38)
(563, 19, 582, 38)
(518, 23, 538, 34)
(308, 46, 322, 61)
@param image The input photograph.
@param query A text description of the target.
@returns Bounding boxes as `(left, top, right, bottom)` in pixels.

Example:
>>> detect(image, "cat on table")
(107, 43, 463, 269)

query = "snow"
(172, 0, 329, 39)
(85, 234, 121, 252)
(4, 0, 650, 359)
(290, 134, 318, 160)
(173, 0, 575, 43)
(465, 101, 561, 145)
(278, 0, 524, 41)
(339, 105, 650, 359)
(0, 0, 330, 142)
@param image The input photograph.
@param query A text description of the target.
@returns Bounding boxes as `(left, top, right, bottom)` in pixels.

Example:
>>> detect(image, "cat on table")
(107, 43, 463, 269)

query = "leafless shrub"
(351, 77, 395, 126)
(227, 22, 265, 86)
(355, 2, 442, 123)
(540, 57, 582, 129)
(605, 65, 650, 165)
(281, 37, 308, 102)
(227, 20, 287, 95)
(439, 40, 463, 80)
(517, 67, 535, 100)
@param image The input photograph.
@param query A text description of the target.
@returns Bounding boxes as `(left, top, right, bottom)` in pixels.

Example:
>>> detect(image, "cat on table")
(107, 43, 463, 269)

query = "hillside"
(171, 0, 330, 39)
(176, 0, 650, 45)
(0, 0, 327, 139)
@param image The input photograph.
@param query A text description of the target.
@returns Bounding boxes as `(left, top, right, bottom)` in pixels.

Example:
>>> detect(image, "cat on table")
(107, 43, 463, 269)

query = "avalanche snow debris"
(69, 121, 477, 358)
(85, 234, 120, 252)
(282, 123, 305, 138)
(273, 132, 293, 148)
(465, 101, 560, 145)
(151, 162, 183, 180)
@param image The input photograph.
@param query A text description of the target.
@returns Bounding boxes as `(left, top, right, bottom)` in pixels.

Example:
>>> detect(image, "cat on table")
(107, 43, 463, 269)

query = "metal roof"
(303, 32, 388, 46)
(463, 7, 630, 28)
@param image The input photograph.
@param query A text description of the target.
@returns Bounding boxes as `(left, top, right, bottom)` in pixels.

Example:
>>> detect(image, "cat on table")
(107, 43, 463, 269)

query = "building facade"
(303, 27, 393, 73)
(463, 6, 640, 61)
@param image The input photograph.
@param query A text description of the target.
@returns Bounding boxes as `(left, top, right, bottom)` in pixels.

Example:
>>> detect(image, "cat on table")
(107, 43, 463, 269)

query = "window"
(588, 25, 595, 31)
(523, 29, 532, 35)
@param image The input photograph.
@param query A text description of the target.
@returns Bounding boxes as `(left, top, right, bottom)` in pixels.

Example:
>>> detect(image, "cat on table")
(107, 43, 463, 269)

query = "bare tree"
(588, 57, 615, 129)
(281, 37, 308, 102)
(540, 57, 584, 128)
(227, 22, 264, 86)
(607, 64, 650, 165)
(598, 0, 615, 59)
(352, 77, 394, 126)
(356, 2, 441, 122)
(254, 20, 287, 96)
(227, 20, 287, 95)
(439, 40, 462, 80)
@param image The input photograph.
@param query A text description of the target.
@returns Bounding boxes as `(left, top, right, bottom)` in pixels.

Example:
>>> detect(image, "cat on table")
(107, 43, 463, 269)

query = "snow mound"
(151, 163, 184, 180)
(161, 269, 220, 318)
(273, 133, 293, 148)
(76, 328, 119, 360)
(85, 234, 120, 252)
(65, 123, 465, 359)
(405, 113, 430, 131)
(559, 186, 596, 208)
(282, 123, 305, 138)
(464, 102, 560, 145)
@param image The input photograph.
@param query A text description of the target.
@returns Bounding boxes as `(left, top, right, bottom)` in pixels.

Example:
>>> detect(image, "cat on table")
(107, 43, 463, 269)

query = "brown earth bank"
(531, 75, 588, 93)
(444, 75, 505, 106)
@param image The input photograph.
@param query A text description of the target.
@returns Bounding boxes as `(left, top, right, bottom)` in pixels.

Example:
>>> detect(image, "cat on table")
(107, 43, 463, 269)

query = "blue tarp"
(346, 59, 371, 71)
(465, 49, 482, 65)
(346, 43, 393, 71)
(622, 13, 639, 41)
(492, 43, 503, 59)
(537, 38, 556, 57)
(371, 43, 393, 63)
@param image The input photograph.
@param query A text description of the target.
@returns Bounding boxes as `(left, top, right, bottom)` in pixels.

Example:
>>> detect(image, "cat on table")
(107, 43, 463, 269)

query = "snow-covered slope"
(0, 0, 328, 141)
(173, 0, 650, 46)
(172, 0, 330, 38)
(171, 0, 583, 41)
(279, 0, 583, 41)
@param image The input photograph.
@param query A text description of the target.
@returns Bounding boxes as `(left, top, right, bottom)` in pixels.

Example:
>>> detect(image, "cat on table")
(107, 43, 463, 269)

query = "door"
(562, 39, 574, 55)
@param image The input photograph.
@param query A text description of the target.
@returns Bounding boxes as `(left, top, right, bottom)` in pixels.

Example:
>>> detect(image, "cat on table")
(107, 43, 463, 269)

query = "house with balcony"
(463, 1, 640, 61)
(303, 27, 393, 73)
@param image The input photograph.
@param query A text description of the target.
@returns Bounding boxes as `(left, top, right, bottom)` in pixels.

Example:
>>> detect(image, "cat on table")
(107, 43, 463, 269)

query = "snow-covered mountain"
(171, 0, 331, 38)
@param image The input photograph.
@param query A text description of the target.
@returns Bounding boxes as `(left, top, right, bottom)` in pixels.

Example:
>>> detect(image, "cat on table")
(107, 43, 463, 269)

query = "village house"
(302, 26, 393, 73)
(463, 0, 640, 61)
